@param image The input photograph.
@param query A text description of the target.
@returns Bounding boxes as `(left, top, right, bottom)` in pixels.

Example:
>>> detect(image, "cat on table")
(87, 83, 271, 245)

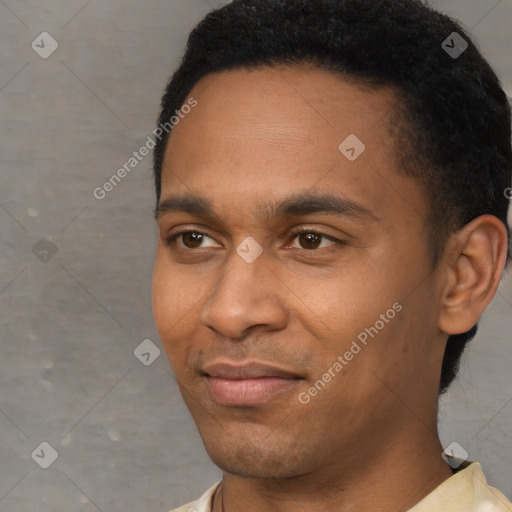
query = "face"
(152, 64, 448, 479)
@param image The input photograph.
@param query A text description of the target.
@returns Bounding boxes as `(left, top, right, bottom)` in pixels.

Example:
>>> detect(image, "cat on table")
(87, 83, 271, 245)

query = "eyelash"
(164, 228, 342, 255)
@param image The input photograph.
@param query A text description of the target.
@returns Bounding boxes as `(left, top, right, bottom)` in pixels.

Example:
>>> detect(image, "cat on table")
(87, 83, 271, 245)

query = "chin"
(200, 428, 312, 479)
(208, 450, 300, 479)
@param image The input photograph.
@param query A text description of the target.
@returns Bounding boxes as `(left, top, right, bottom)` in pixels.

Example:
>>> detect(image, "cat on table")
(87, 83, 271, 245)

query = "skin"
(152, 63, 508, 512)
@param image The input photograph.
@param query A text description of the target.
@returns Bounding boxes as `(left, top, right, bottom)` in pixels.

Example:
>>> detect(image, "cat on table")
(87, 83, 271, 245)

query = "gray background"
(0, 0, 511, 510)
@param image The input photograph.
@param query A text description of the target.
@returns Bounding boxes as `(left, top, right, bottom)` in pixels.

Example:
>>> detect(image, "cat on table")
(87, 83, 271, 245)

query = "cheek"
(151, 251, 219, 379)
(151, 252, 196, 348)
(151, 255, 171, 333)
(277, 261, 388, 338)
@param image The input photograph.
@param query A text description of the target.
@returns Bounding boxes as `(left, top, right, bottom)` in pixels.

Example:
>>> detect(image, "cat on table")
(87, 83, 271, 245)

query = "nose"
(198, 246, 288, 339)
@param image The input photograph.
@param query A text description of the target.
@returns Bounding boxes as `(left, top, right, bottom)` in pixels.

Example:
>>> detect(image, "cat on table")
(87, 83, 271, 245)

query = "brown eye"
(298, 232, 322, 250)
(181, 232, 205, 249)
(165, 230, 219, 250)
(291, 231, 337, 251)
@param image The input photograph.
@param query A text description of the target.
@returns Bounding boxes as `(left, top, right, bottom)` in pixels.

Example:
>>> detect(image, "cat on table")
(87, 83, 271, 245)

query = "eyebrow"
(154, 191, 378, 223)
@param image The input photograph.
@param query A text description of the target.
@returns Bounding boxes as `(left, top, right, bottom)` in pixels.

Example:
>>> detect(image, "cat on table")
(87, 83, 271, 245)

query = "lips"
(202, 361, 303, 406)
(203, 362, 301, 380)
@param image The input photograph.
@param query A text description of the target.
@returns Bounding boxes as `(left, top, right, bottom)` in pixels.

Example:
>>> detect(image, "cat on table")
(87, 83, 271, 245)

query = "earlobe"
(438, 215, 508, 335)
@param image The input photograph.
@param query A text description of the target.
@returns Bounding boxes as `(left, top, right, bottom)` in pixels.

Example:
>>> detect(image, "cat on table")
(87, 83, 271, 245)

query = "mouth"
(201, 361, 303, 407)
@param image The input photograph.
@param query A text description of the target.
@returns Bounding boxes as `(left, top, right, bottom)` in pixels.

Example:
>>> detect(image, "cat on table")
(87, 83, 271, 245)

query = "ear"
(438, 215, 509, 335)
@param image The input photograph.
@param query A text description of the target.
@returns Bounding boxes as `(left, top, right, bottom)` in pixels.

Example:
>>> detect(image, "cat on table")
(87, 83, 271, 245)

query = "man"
(151, 0, 512, 510)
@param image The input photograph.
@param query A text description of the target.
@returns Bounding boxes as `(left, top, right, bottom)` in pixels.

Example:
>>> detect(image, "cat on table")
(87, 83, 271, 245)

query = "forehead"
(166, 63, 398, 156)
(160, 63, 426, 230)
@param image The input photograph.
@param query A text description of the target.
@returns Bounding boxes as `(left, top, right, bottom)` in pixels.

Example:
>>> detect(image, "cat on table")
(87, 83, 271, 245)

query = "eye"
(288, 230, 339, 251)
(165, 230, 219, 250)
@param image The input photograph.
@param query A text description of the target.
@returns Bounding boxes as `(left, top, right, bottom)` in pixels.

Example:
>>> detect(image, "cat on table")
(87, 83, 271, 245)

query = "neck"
(212, 434, 455, 512)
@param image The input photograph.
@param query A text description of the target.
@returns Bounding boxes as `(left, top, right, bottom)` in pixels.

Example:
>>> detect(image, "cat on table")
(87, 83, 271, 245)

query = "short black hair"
(153, 0, 512, 394)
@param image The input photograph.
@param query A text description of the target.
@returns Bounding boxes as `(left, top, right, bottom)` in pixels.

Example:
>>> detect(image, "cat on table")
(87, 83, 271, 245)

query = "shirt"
(168, 462, 512, 512)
